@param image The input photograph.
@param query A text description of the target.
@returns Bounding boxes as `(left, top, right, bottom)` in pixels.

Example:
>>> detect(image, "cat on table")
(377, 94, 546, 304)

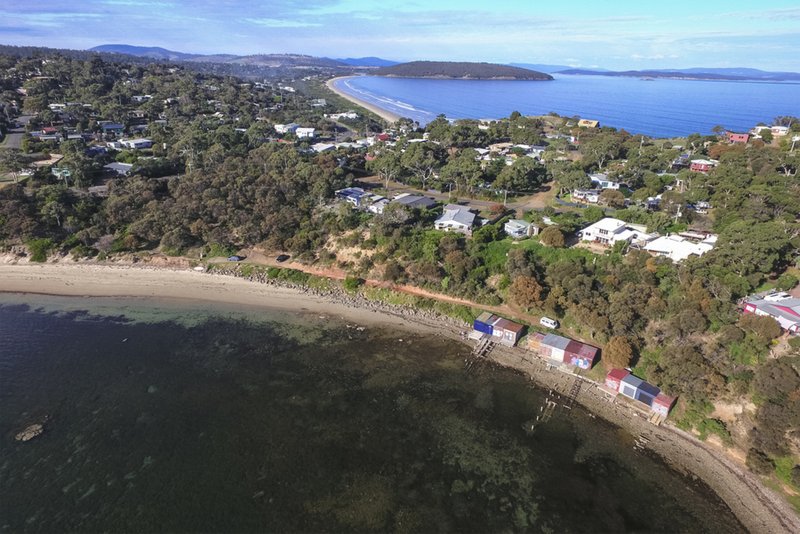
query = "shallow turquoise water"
(0, 295, 744, 532)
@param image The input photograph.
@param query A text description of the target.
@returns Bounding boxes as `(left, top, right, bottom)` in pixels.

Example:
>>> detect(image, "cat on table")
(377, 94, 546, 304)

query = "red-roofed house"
(728, 132, 749, 144)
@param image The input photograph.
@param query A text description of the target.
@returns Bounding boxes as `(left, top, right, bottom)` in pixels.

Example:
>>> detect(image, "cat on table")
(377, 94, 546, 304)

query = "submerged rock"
(15, 423, 44, 442)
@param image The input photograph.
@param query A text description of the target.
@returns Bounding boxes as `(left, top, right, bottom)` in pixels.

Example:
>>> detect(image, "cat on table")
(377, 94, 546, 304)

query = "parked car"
(227, 255, 245, 262)
(540, 317, 559, 329)
(275, 254, 290, 263)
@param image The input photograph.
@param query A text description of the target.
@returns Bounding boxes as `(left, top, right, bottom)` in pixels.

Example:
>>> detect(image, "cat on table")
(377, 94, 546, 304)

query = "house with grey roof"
(104, 162, 134, 176)
(435, 204, 476, 235)
(392, 193, 436, 210)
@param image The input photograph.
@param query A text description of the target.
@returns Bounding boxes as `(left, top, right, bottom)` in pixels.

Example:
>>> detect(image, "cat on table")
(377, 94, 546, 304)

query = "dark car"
(227, 255, 245, 262)
(276, 254, 290, 263)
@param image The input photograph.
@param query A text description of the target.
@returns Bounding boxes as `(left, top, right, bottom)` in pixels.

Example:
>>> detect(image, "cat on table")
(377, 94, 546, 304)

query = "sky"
(1, 0, 799, 71)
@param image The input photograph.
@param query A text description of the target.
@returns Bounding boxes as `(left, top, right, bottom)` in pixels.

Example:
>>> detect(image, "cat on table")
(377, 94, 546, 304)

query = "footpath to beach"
(1, 261, 799, 533)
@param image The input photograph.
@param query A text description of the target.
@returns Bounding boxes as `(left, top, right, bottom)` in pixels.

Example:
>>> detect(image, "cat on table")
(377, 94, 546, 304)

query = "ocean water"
(335, 75, 800, 137)
(0, 294, 744, 532)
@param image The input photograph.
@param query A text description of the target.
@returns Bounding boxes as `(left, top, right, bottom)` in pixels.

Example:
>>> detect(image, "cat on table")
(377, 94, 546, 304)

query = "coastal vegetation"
(2, 50, 800, 503)
(372, 61, 553, 81)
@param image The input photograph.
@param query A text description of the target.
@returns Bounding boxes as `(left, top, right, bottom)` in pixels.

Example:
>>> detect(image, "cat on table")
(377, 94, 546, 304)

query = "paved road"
(0, 115, 32, 150)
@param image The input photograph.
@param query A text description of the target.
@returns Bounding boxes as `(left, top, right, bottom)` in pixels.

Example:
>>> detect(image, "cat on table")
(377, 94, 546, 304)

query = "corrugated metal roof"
(621, 374, 644, 389)
(476, 311, 494, 323)
(541, 333, 571, 350)
(607, 368, 630, 381)
(638, 382, 660, 397)
(653, 393, 675, 406)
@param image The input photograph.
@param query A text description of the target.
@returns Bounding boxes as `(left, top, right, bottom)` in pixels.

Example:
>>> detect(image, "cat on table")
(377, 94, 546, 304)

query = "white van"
(540, 317, 558, 329)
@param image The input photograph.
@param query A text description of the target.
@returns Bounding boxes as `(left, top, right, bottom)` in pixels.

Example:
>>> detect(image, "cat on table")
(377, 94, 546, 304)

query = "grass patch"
(27, 238, 53, 262)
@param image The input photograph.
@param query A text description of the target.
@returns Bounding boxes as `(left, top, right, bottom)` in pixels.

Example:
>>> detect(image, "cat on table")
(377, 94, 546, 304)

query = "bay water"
(334, 75, 800, 137)
(0, 294, 743, 532)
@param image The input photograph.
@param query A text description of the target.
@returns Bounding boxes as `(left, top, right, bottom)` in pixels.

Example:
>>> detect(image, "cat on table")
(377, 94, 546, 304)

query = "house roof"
(621, 374, 644, 389)
(505, 219, 531, 231)
(436, 204, 476, 227)
(564, 340, 598, 360)
(744, 296, 800, 325)
(541, 333, 571, 350)
(653, 392, 676, 407)
(104, 162, 133, 175)
(607, 368, 630, 381)
(393, 193, 436, 209)
(494, 318, 524, 334)
(583, 217, 627, 234)
(644, 235, 715, 262)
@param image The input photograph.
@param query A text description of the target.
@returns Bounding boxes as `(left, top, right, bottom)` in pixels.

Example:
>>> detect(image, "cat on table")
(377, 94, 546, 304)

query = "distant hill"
(373, 61, 553, 80)
(558, 67, 800, 82)
(509, 63, 587, 74)
(335, 57, 398, 67)
(89, 44, 197, 61)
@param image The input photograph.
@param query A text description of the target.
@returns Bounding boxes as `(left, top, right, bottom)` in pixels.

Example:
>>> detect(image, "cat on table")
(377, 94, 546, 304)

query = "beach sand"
(326, 76, 402, 123)
(1, 261, 798, 533)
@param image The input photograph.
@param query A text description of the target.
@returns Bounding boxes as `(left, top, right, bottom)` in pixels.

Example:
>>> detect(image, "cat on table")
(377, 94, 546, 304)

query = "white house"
(743, 293, 800, 334)
(326, 111, 359, 120)
(296, 127, 316, 139)
(311, 142, 335, 153)
(589, 173, 623, 190)
(580, 218, 655, 247)
(771, 126, 790, 137)
(573, 189, 601, 203)
(644, 234, 716, 262)
(274, 123, 299, 134)
(120, 138, 153, 150)
(504, 219, 539, 239)
(435, 204, 476, 235)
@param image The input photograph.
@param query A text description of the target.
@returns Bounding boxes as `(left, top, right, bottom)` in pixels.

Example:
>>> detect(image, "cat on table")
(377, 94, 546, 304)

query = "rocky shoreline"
(2, 260, 799, 532)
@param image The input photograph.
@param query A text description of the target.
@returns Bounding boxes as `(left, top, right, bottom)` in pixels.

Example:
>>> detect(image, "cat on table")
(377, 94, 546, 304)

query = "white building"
(326, 111, 359, 120)
(296, 127, 316, 139)
(274, 123, 299, 134)
(589, 173, 623, 190)
(644, 234, 717, 262)
(435, 204, 476, 235)
(580, 218, 654, 247)
(121, 138, 153, 149)
(504, 219, 539, 239)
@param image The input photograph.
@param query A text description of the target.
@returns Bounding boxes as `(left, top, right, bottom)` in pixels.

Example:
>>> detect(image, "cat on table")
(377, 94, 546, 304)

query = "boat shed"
(529, 333, 598, 369)
(635, 381, 661, 406)
(472, 312, 524, 346)
(620, 374, 644, 400)
(605, 368, 630, 391)
(652, 393, 676, 417)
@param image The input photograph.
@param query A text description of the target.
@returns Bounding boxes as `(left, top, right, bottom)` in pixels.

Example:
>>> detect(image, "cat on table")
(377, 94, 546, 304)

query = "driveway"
(0, 115, 32, 150)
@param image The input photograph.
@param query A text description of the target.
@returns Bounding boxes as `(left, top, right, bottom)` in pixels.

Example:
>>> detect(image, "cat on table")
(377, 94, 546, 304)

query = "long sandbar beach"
(326, 76, 402, 123)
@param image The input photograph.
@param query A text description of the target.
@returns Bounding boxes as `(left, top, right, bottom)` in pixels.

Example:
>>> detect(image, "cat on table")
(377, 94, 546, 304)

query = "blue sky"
(2, 0, 799, 70)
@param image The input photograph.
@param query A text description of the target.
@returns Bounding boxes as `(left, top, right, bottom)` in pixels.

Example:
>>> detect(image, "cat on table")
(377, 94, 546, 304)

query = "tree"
(400, 142, 441, 189)
(495, 157, 547, 193)
(509, 275, 543, 309)
(599, 189, 625, 208)
(539, 226, 565, 247)
(366, 150, 403, 188)
(0, 149, 26, 184)
(439, 149, 484, 194)
(603, 336, 634, 369)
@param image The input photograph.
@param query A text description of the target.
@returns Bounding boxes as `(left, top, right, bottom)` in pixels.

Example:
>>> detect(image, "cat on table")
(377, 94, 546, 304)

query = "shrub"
(539, 226, 565, 248)
(343, 276, 364, 292)
(27, 238, 53, 262)
(746, 448, 775, 475)
(603, 336, 634, 370)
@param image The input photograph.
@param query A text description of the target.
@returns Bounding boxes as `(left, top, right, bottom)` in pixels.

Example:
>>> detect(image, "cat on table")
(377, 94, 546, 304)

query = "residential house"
(742, 292, 800, 334)
(578, 119, 600, 128)
(99, 122, 125, 136)
(727, 132, 749, 144)
(528, 332, 599, 369)
(368, 198, 389, 214)
(296, 127, 316, 139)
(689, 159, 718, 173)
(104, 162, 134, 176)
(311, 142, 335, 153)
(604, 369, 675, 417)
(274, 123, 299, 134)
(573, 189, 601, 204)
(120, 138, 153, 150)
(589, 173, 623, 190)
(643, 234, 716, 262)
(771, 125, 790, 137)
(335, 187, 370, 207)
(504, 219, 539, 239)
(311, 98, 327, 107)
(472, 312, 525, 346)
(392, 193, 436, 210)
(326, 111, 359, 120)
(131, 95, 152, 103)
(579, 218, 655, 247)
(435, 204, 476, 235)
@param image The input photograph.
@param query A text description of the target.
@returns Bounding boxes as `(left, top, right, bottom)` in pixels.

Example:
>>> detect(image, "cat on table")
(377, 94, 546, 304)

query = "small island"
(372, 61, 553, 81)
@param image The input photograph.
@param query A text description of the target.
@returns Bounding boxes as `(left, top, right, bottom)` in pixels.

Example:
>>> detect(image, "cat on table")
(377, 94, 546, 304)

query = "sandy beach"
(326, 76, 402, 123)
(1, 261, 799, 532)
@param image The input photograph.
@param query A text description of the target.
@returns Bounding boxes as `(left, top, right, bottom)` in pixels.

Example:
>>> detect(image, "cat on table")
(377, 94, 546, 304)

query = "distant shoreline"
(1, 260, 799, 533)
(325, 76, 402, 123)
